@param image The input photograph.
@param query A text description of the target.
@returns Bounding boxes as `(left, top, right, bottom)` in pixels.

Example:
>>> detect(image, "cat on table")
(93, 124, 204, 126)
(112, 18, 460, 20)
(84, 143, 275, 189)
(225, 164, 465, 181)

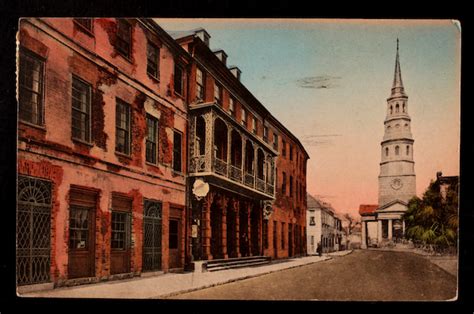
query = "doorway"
(142, 200, 162, 272)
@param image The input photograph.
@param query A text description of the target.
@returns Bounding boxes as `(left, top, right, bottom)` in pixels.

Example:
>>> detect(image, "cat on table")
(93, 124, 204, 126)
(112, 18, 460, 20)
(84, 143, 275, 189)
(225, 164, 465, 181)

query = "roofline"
(187, 35, 310, 159)
(138, 19, 192, 62)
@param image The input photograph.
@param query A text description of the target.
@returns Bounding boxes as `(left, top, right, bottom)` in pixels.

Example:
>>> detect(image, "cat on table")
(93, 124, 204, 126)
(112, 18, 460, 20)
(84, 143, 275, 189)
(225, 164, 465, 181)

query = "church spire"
(391, 38, 406, 98)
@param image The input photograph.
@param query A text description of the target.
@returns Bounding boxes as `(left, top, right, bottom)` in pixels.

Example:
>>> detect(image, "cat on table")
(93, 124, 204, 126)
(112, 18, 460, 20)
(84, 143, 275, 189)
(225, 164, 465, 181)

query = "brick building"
(16, 19, 309, 291)
(169, 28, 309, 263)
(17, 18, 191, 290)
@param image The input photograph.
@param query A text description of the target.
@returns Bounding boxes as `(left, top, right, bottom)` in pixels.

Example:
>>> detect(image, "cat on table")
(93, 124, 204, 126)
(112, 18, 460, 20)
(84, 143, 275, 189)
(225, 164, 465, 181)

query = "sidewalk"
(21, 250, 352, 299)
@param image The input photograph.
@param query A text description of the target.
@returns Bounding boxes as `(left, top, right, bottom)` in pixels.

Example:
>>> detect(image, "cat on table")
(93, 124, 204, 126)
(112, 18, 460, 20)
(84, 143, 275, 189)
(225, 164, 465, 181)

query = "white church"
(360, 40, 416, 248)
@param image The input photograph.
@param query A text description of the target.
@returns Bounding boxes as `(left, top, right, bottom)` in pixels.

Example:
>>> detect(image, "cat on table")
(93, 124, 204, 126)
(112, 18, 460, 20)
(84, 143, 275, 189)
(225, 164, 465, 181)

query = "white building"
(360, 39, 415, 248)
(306, 194, 342, 254)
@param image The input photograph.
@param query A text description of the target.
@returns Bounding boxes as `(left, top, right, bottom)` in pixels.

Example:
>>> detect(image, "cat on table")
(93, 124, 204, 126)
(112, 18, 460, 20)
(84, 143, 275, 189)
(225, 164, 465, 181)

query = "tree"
(403, 178, 458, 249)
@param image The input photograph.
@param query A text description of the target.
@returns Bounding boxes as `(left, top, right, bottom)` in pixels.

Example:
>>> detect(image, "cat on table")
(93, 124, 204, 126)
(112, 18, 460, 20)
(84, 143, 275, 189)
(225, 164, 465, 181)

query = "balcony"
(189, 102, 277, 200)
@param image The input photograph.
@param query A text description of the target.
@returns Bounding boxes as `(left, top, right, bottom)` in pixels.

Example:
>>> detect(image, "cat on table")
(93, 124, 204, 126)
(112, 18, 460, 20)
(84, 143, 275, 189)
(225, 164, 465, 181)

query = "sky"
(158, 19, 461, 217)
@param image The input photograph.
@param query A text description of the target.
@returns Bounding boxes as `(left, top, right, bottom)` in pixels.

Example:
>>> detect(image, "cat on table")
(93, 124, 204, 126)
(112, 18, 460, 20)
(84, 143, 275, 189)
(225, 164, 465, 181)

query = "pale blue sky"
(158, 19, 461, 216)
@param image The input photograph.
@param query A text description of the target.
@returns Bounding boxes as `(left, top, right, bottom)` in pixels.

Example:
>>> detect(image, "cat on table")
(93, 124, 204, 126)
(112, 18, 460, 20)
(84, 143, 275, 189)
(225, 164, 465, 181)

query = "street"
(170, 250, 457, 301)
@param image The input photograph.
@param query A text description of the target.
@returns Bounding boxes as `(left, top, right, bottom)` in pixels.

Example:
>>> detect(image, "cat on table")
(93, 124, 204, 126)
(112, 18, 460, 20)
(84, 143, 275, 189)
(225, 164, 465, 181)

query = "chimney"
(213, 49, 228, 65)
(194, 28, 210, 47)
(229, 66, 242, 81)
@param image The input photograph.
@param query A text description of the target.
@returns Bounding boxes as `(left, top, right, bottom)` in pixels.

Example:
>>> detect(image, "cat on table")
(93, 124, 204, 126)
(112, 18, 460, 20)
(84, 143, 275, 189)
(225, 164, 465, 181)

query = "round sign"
(193, 178, 209, 198)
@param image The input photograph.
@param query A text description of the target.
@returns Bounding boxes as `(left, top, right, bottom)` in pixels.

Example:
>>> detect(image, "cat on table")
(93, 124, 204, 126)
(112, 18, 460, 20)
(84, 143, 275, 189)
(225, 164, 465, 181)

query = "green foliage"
(403, 177, 458, 248)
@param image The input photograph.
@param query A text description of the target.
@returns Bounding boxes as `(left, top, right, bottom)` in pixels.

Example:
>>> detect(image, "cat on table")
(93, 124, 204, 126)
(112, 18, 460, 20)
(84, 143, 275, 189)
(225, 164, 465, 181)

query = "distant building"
(306, 194, 340, 254)
(436, 171, 458, 202)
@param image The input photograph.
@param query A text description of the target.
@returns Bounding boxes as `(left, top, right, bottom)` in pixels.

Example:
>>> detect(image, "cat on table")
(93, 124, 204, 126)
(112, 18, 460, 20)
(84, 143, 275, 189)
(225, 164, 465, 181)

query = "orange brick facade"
(17, 19, 309, 289)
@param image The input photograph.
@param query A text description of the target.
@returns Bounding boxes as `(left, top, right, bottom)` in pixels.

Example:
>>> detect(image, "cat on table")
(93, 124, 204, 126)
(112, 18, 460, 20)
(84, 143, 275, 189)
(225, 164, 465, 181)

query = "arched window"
(402, 103, 406, 113)
(404, 123, 409, 129)
(387, 125, 391, 131)
(395, 145, 400, 155)
(389, 105, 393, 114)
(385, 147, 389, 157)
(406, 145, 410, 155)
(395, 104, 400, 113)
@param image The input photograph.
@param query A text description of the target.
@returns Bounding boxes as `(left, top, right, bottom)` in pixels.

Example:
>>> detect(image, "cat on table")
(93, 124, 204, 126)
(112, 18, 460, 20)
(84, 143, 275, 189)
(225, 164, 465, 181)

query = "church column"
(361, 221, 367, 249)
(377, 220, 383, 244)
(402, 220, 406, 237)
(388, 219, 393, 240)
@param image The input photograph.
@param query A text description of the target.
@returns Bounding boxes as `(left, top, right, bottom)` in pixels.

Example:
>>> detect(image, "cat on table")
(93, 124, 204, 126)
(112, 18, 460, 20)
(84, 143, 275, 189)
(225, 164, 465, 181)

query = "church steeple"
(391, 38, 406, 98)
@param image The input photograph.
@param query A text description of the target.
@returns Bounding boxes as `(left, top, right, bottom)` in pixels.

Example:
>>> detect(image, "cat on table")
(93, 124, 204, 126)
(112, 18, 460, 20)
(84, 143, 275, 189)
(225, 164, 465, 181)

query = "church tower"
(378, 39, 416, 206)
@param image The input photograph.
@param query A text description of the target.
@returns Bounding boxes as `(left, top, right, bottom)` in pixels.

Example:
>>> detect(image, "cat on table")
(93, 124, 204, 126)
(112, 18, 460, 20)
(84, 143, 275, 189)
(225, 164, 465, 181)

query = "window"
(273, 221, 277, 249)
(290, 145, 293, 161)
(310, 216, 315, 226)
(282, 140, 286, 157)
(174, 63, 184, 96)
(229, 96, 235, 117)
(263, 126, 268, 142)
(296, 180, 299, 201)
(169, 219, 179, 249)
(69, 206, 90, 249)
(146, 115, 159, 164)
(214, 83, 222, 105)
(74, 18, 93, 32)
(173, 130, 182, 172)
(19, 49, 44, 125)
(116, 19, 131, 58)
(196, 68, 205, 101)
(115, 100, 131, 155)
(289, 175, 293, 197)
(273, 133, 278, 150)
(395, 103, 400, 113)
(71, 76, 91, 142)
(403, 103, 406, 113)
(281, 222, 285, 249)
(241, 108, 247, 126)
(390, 105, 393, 114)
(395, 145, 400, 156)
(406, 145, 410, 156)
(111, 211, 130, 250)
(282, 172, 286, 195)
(147, 42, 160, 79)
(252, 117, 257, 134)
(387, 125, 391, 131)
(263, 220, 269, 249)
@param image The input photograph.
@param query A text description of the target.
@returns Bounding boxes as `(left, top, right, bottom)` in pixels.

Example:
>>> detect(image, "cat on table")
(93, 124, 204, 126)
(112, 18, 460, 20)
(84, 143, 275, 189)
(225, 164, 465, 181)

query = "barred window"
(115, 99, 131, 155)
(19, 49, 44, 125)
(147, 42, 160, 79)
(146, 115, 159, 164)
(71, 76, 91, 142)
(196, 68, 205, 101)
(116, 19, 131, 58)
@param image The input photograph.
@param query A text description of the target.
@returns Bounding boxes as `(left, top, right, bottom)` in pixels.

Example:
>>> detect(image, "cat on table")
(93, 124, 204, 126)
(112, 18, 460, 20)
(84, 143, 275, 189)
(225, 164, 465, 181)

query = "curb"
(157, 256, 333, 299)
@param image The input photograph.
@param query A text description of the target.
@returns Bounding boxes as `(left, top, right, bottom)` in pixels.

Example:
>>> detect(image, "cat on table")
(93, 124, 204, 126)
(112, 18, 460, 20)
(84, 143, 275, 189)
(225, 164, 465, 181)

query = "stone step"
(205, 256, 271, 272)
(208, 261, 270, 271)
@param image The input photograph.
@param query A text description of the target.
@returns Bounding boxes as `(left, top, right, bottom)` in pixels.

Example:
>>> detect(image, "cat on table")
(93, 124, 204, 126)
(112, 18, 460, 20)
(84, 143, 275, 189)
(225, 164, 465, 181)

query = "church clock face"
(391, 178, 403, 190)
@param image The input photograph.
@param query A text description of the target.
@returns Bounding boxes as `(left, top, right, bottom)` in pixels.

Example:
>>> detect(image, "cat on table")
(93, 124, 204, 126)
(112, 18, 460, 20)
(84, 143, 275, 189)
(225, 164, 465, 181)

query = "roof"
(167, 28, 209, 40)
(376, 199, 408, 212)
(307, 193, 323, 209)
(359, 204, 378, 216)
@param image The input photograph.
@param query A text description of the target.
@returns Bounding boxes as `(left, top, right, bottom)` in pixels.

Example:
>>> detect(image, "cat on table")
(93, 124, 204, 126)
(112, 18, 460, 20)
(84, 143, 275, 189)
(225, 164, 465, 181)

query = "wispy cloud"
(296, 75, 342, 89)
(300, 134, 342, 146)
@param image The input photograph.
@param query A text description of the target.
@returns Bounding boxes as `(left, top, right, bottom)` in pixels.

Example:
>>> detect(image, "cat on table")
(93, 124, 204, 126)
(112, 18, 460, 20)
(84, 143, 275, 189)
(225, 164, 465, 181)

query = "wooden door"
(168, 218, 181, 269)
(110, 195, 132, 275)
